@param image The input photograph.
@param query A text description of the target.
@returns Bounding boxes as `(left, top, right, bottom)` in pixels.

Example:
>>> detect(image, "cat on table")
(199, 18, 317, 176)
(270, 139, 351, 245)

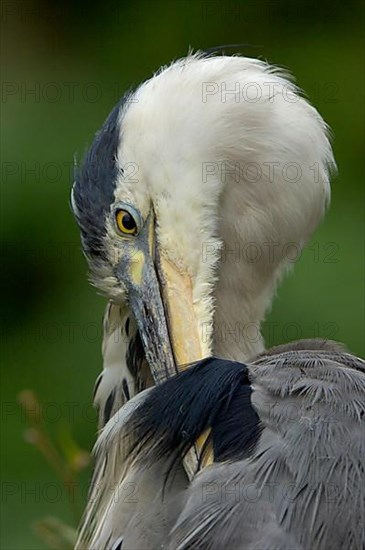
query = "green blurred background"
(1, 0, 364, 548)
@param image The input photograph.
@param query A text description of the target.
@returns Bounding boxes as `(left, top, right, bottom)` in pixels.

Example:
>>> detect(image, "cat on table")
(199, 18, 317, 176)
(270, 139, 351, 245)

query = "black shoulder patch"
(212, 376, 261, 462)
(72, 93, 131, 259)
(128, 357, 262, 470)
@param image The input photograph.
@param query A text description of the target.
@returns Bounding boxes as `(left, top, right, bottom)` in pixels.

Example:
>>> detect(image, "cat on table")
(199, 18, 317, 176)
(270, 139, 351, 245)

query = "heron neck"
(212, 295, 265, 362)
(211, 259, 277, 361)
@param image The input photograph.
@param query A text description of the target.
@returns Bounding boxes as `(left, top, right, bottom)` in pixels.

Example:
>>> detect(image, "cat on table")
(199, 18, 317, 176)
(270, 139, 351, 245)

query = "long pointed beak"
(128, 258, 178, 383)
(118, 213, 205, 384)
(156, 253, 204, 370)
(118, 213, 213, 471)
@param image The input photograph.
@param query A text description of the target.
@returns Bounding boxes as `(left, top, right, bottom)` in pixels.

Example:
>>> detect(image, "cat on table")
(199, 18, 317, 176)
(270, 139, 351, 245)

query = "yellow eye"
(116, 209, 138, 235)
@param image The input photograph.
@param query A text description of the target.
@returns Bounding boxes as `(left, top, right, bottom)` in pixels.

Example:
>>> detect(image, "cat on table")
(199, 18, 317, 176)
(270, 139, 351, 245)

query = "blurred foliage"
(1, 0, 364, 548)
(17, 391, 88, 548)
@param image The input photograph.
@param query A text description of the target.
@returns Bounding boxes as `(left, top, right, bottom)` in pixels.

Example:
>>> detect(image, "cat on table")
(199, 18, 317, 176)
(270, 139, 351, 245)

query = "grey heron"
(72, 53, 365, 549)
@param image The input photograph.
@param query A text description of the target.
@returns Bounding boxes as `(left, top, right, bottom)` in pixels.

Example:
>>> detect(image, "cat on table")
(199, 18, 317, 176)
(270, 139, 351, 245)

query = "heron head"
(72, 54, 334, 378)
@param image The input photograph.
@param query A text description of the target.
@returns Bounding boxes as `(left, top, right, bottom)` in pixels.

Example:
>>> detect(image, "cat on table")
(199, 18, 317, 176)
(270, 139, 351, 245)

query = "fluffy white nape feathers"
(116, 53, 335, 359)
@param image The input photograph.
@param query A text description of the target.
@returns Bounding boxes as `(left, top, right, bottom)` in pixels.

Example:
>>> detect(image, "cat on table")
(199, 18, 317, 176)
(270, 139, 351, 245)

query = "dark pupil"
(123, 212, 136, 230)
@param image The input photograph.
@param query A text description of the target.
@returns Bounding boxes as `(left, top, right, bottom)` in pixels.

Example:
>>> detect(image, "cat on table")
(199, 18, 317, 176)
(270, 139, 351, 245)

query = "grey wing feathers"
(75, 389, 188, 549)
(78, 341, 365, 549)
(254, 337, 349, 358)
(170, 345, 365, 550)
